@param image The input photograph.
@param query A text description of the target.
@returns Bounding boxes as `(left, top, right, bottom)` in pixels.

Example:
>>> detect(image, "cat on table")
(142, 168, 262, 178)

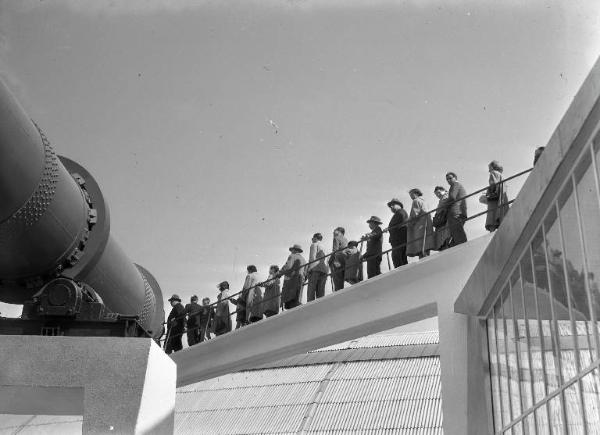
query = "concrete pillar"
(0, 336, 176, 434)
(438, 276, 492, 435)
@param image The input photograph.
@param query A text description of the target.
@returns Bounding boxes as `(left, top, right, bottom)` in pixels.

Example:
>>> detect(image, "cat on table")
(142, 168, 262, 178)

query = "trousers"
(391, 244, 407, 268)
(448, 214, 467, 246)
(165, 331, 183, 354)
(307, 271, 327, 301)
(366, 256, 381, 278)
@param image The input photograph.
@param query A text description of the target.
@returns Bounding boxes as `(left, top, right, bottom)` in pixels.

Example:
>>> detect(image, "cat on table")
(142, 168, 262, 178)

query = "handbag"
(486, 177, 502, 201)
(432, 205, 448, 228)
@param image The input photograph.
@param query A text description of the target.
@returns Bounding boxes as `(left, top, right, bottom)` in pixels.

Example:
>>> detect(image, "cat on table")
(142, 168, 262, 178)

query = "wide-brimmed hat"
(366, 216, 383, 225)
(409, 188, 423, 197)
(289, 244, 303, 253)
(387, 198, 403, 207)
(168, 294, 181, 302)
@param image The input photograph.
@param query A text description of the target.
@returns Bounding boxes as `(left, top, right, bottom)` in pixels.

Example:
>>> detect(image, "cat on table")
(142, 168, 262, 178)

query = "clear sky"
(1, 0, 600, 323)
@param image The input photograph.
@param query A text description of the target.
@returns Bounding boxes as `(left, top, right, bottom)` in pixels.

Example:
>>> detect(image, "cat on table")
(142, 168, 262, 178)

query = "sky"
(1, 0, 600, 327)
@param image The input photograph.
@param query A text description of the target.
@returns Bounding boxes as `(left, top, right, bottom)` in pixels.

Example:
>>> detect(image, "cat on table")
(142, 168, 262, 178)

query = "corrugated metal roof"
(0, 416, 82, 435)
(178, 364, 334, 392)
(254, 344, 440, 370)
(312, 331, 439, 352)
(174, 356, 442, 434)
(0, 332, 443, 435)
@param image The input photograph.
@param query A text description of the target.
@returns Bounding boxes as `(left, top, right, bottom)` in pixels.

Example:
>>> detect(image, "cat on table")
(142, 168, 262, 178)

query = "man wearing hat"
(362, 216, 383, 278)
(387, 198, 409, 268)
(184, 295, 202, 346)
(165, 294, 186, 354)
(279, 244, 307, 309)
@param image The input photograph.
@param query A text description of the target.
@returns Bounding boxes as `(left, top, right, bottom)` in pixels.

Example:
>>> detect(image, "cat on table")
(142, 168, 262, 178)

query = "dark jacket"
(448, 181, 467, 217)
(167, 302, 186, 334)
(198, 305, 214, 329)
(281, 252, 307, 305)
(388, 209, 408, 246)
(363, 226, 383, 259)
(184, 302, 202, 327)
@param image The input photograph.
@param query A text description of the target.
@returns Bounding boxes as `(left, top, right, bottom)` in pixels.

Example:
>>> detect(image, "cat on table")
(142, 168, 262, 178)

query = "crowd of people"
(163, 161, 519, 354)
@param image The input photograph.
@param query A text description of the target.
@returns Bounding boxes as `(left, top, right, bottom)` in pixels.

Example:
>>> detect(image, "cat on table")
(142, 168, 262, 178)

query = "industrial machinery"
(0, 78, 164, 338)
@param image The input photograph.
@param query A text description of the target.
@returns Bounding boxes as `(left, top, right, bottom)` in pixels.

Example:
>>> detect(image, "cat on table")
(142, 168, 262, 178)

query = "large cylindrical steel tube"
(0, 79, 164, 337)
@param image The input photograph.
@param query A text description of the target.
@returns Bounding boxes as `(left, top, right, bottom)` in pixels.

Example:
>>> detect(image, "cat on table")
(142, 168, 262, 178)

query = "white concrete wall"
(0, 336, 176, 434)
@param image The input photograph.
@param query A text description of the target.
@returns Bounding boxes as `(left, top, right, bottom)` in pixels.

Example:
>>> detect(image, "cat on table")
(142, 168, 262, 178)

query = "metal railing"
(160, 168, 532, 351)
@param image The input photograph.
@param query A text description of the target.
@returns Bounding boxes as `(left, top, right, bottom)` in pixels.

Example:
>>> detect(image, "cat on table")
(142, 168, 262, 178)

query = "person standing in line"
(406, 188, 435, 258)
(165, 294, 186, 354)
(198, 297, 214, 342)
(261, 265, 282, 317)
(446, 172, 468, 246)
(246, 265, 264, 323)
(328, 227, 348, 291)
(214, 281, 232, 336)
(484, 160, 509, 232)
(361, 216, 383, 278)
(343, 241, 363, 285)
(432, 186, 452, 251)
(280, 244, 307, 309)
(184, 295, 202, 346)
(307, 233, 329, 302)
(233, 265, 259, 328)
(387, 198, 408, 268)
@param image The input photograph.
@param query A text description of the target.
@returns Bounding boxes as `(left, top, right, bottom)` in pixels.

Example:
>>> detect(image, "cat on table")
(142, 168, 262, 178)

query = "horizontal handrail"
(160, 178, 522, 346)
(167, 168, 530, 319)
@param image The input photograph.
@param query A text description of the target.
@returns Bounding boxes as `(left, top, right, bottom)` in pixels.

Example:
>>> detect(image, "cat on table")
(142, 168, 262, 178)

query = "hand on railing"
(160, 169, 530, 347)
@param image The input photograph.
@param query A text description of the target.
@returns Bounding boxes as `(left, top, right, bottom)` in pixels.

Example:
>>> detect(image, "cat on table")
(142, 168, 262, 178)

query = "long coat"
(167, 302, 186, 336)
(485, 170, 509, 231)
(406, 197, 435, 256)
(433, 195, 452, 250)
(261, 276, 281, 316)
(214, 290, 232, 335)
(388, 209, 408, 247)
(241, 272, 260, 323)
(246, 272, 263, 321)
(281, 252, 307, 306)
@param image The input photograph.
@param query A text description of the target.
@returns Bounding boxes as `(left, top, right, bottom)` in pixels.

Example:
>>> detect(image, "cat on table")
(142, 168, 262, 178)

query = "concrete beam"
(0, 336, 176, 435)
(173, 235, 493, 434)
(172, 236, 488, 375)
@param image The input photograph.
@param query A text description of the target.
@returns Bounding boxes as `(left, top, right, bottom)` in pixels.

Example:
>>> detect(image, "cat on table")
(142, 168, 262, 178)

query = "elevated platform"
(173, 235, 494, 434)
(173, 234, 491, 386)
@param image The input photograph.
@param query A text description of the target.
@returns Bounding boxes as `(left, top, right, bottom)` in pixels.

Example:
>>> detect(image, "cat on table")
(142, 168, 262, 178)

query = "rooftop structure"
(0, 332, 443, 435)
